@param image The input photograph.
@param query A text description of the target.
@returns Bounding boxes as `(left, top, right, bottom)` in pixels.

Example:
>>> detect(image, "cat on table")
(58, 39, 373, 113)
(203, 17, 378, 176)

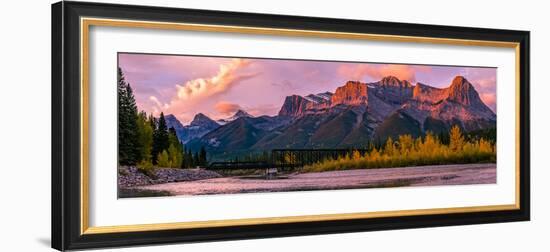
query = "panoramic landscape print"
(117, 53, 497, 198)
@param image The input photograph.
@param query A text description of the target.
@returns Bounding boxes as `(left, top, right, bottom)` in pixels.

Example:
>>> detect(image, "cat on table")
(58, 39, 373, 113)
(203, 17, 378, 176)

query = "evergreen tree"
(167, 127, 183, 168)
(125, 82, 141, 163)
(117, 68, 141, 165)
(438, 131, 450, 145)
(152, 112, 169, 164)
(117, 68, 128, 164)
(186, 149, 194, 168)
(181, 145, 188, 168)
(148, 114, 156, 131)
(199, 146, 207, 166)
(168, 127, 184, 157)
(193, 151, 200, 168)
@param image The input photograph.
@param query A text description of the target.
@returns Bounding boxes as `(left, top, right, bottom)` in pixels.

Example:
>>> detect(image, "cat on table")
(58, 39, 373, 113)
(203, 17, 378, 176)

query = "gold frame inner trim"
(80, 17, 521, 235)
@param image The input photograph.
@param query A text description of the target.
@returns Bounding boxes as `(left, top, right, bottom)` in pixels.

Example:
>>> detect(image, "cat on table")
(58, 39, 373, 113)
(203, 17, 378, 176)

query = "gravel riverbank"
(118, 166, 222, 188)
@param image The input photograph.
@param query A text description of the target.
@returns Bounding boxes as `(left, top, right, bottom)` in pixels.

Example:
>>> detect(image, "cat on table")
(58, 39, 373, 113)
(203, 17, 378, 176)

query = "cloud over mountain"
(215, 101, 242, 116)
(338, 64, 431, 83)
(119, 53, 497, 124)
(149, 59, 259, 123)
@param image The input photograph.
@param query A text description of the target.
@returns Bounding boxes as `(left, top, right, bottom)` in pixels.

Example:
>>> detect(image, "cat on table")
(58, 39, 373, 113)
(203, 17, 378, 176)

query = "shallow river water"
(134, 163, 496, 196)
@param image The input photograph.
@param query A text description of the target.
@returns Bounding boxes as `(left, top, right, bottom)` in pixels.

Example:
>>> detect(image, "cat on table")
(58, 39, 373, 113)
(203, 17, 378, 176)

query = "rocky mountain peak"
(278, 95, 311, 117)
(451, 75, 468, 86)
(379, 76, 413, 88)
(447, 76, 479, 106)
(233, 109, 252, 118)
(278, 92, 333, 117)
(371, 76, 414, 104)
(412, 83, 426, 95)
(217, 109, 253, 125)
(190, 113, 219, 128)
(412, 83, 448, 103)
(331, 81, 369, 106)
(164, 114, 184, 130)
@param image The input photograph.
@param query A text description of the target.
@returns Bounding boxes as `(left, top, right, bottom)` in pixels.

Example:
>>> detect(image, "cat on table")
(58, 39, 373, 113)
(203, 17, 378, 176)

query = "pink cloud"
(149, 96, 167, 109)
(214, 102, 280, 118)
(214, 101, 242, 116)
(480, 93, 496, 110)
(175, 59, 256, 101)
(338, 64, 431, 82)
(475, 76, 496, 89)
(246, 104, 281, 117)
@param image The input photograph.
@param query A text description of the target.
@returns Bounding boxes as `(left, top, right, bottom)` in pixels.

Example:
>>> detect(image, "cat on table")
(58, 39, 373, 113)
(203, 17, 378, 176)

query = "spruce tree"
(126, 83, 141, 162)
(193, 151, 200, 168)
(181, 143, 189, 168)
(186, 149, 194, 168)
(148, 114, 156, 130)
(199, 146, 207, 166)
(117, 68, 141, 165)
(152, 112, 169, 164)
(117, 68, 128, 164)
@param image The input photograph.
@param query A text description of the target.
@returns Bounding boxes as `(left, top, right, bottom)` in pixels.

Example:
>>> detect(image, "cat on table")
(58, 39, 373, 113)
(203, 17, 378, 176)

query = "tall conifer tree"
(152, 112, 169, 164)
(186, 149, 194, 168)
(199, 146, 207, 166)
(118, 68, 141, 165)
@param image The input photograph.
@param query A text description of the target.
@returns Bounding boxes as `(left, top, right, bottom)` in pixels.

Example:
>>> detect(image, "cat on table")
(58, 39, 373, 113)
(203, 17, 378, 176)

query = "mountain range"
(166, 75, 496, 160)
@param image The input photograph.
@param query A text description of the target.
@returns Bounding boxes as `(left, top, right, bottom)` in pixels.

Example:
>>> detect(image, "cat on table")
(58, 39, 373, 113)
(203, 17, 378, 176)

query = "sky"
(118, 53, 497, 124)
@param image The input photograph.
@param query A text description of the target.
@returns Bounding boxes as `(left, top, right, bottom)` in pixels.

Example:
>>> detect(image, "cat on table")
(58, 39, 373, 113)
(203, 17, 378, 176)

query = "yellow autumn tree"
(419, 132, 437, 155)
(449, 125, 465, 151)
(398, 134, 414, 154)
(157, 150, 171, 168)
(383, 137, 396, 156)
(478, 138, 493, 153)
(368, 147, 381, 162)
(352, 150, 362, 160)
(167, 144, 183, 168)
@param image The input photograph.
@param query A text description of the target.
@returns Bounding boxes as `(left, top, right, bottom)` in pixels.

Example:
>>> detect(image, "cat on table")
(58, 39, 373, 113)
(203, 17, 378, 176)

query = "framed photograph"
(52, 1, 530, 250)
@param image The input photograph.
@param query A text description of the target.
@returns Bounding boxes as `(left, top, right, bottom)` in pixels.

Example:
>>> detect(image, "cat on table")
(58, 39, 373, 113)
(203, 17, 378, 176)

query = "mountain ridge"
(172, 75, 495, 160)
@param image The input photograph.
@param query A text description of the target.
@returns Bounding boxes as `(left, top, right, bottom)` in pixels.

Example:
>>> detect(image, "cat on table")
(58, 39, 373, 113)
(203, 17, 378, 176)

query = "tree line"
(118, 68, 207, 170)
(303, 125, 496, 172)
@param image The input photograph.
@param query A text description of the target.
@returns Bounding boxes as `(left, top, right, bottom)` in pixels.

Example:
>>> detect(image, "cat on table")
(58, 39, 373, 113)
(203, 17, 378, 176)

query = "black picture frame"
(52, 1, 530, 251)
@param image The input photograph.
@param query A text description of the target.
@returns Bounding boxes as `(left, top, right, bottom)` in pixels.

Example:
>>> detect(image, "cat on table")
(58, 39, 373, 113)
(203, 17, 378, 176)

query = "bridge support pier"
(265, 168, 278, 180)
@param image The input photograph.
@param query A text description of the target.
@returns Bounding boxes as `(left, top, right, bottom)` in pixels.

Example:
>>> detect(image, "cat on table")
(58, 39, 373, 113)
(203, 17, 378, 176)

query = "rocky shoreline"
(118, 166, 222, 188)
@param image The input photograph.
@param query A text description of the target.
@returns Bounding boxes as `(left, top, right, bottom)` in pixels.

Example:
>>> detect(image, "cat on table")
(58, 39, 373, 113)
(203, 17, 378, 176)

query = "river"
(135, 163, 496, 196)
